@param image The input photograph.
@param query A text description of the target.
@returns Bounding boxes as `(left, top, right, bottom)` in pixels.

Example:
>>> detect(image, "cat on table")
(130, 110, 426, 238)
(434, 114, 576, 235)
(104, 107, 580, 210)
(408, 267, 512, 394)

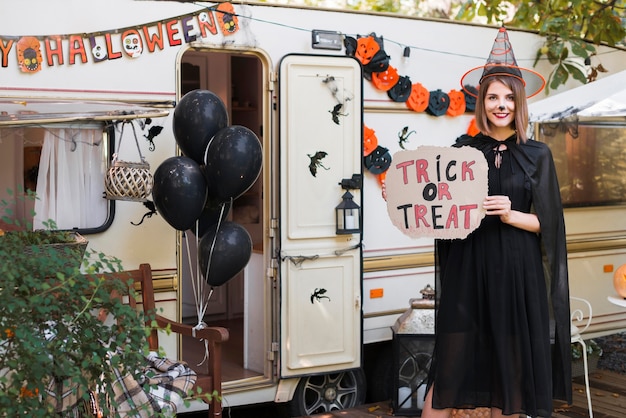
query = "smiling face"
(474, 75, 529, 142)
(484, 80, 516, 139)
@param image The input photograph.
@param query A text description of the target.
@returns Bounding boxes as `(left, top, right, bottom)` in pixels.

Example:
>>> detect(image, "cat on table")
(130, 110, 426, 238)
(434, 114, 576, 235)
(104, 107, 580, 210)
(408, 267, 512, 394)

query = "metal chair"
(570, 296, 593, 418)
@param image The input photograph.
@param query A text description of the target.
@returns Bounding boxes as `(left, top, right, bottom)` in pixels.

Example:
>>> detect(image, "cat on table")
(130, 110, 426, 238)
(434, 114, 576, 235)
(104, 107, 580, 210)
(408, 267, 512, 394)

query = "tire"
(287, 368, 367, 416)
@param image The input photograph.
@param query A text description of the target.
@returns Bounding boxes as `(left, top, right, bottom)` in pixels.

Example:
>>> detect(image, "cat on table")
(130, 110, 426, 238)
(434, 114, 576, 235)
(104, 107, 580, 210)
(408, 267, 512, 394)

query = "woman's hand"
(483, 195, 540, 233)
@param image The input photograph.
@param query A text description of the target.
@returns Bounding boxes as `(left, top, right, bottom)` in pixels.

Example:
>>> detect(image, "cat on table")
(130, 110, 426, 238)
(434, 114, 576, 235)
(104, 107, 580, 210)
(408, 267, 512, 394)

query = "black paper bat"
(329, 103, 348, 125)
(310, 288, 331, 304)
(131, 200, 157, 226)
(398, 126, 416, 149)
(307, 151, 329, 177)
(144, 125, 164, 151)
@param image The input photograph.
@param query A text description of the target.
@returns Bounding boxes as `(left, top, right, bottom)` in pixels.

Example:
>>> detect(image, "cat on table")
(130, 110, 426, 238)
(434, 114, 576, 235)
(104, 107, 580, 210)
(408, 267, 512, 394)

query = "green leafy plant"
(455, 0, 626, 93)
(572, 339, 603, 361)
(0, 190, 155, 417)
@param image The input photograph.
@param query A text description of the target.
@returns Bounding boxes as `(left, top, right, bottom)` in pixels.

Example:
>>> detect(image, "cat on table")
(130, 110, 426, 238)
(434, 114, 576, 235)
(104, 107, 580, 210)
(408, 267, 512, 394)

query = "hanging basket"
(104, 121, 153, 202)
(21, 231, 89, 273)
(104, 159, 153, 202)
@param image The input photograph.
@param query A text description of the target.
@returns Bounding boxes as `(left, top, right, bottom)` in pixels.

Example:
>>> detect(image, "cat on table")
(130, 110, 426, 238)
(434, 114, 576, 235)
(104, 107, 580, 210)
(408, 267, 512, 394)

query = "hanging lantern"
(335, 191, 361, 235)
(391, 284, 436, 416)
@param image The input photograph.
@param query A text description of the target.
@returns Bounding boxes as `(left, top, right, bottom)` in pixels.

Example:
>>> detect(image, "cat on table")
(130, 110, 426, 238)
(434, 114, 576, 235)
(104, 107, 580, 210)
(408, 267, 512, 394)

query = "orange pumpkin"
(406, 83, 429, 112)
(446, 89, 466, 117)
(355, 36, 380, 66)
(371, 66, 399, 92)
(363, 125, 378, 156)
(614, 263, 626, 298)
(467, 118, 480, 136)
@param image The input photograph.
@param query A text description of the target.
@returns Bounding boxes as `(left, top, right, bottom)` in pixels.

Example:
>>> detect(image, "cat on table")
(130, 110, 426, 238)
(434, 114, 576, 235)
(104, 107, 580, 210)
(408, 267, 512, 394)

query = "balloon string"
(199, 200, 231, 319)
(183, 231, 203, 323)
(201, 200, 230, 293)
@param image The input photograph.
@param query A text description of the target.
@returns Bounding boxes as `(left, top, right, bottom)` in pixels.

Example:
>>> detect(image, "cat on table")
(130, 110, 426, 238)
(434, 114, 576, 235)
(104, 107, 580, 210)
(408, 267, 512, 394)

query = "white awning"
(0, 98, 172, 126)
(529, 70, 626, 123)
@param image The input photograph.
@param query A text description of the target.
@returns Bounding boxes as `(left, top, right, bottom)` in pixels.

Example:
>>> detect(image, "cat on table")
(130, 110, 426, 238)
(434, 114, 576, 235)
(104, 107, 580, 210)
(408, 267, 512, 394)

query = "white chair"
(570, 296, 593, 418)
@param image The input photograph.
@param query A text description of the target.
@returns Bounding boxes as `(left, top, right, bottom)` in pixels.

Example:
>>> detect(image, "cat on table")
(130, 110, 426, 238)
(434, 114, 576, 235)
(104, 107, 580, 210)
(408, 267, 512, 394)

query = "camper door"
(278, 54, 363, 378)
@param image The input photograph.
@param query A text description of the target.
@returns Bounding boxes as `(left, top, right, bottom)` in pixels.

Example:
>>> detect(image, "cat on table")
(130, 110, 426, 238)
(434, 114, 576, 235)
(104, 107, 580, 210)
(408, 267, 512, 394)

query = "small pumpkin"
(388, 75, 412, 103)
(467, 118, 480, 136)
(363, 125, 378, 157)
(463, 85, 478, 112)
(355, 36, 380, 66)
(406, 83, 430, 113)
(426, 89, 450, 117)
(446, 89, 466, 117)
(371, 66, 399, 92)
(614, 264, 626, 298)
(364, 145, 392, 174)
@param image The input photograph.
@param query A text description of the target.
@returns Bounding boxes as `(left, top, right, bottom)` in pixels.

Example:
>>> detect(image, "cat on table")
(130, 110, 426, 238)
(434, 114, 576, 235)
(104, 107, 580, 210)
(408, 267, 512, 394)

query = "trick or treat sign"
(386, 146, 488, 239)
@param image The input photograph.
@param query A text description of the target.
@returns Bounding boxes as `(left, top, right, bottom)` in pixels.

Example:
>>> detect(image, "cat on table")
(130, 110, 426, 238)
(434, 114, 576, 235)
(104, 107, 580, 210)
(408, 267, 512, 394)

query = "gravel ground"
(596, 331, 626, 374)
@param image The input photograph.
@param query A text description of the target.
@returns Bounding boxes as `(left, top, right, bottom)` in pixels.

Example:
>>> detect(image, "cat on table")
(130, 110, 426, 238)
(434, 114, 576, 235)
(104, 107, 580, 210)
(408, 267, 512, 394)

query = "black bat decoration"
(131, 200, 157, 226)
(310, 288, 331, 304)
(329, 103, 348, 125)
(398, 126, 416, 149)
(307, 151, 329, 177)
(144, 125, 164, 151)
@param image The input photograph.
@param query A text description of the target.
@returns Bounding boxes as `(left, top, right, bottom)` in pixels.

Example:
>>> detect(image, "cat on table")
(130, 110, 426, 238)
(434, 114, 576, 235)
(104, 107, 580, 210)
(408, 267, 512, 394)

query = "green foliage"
(572, 339, 603, 360)
(456, 0, 626, 92)
(0, 191, 157, 417)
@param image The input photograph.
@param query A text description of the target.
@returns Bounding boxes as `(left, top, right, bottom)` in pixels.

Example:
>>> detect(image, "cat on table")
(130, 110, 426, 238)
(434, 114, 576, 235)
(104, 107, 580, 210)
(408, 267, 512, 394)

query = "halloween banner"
(385, 146, 488, 239)
(0, 3, 239, 74)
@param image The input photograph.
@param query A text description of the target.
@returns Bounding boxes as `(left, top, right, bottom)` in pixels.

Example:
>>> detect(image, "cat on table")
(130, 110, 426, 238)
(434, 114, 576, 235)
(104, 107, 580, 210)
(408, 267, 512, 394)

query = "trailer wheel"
(287, 368, 366, 416)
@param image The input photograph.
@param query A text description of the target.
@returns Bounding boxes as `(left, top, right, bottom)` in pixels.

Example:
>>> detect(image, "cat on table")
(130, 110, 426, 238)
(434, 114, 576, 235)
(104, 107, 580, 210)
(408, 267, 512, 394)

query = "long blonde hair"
(474, 75, 529, 143)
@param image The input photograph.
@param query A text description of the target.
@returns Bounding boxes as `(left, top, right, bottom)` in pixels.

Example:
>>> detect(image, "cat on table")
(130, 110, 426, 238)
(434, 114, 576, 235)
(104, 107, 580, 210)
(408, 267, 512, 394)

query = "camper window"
(538, 121, 626, 207)
(0, 124, 112, 232)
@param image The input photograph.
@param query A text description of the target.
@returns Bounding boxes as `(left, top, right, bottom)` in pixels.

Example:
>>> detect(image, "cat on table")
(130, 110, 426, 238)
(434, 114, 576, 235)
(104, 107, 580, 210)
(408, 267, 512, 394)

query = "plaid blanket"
(46, 354, 196, 417)
(112, 353, 197, 417)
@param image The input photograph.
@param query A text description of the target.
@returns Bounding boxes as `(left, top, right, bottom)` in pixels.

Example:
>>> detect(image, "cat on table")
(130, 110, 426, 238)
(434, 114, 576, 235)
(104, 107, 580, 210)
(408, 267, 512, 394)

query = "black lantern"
(391, 284, 436, 416)
(335, 190, 361, 235)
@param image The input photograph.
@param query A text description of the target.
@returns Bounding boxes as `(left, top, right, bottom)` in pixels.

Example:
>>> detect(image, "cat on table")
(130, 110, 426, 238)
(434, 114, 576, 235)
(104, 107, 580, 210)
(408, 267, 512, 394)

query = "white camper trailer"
(2, 1, 626, 415)
(528, 70, 626, 338)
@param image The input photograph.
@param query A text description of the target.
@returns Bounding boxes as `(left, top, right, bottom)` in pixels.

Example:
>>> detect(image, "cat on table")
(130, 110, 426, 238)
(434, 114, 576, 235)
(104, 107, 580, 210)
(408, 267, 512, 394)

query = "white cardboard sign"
(385, 146, 488, 239)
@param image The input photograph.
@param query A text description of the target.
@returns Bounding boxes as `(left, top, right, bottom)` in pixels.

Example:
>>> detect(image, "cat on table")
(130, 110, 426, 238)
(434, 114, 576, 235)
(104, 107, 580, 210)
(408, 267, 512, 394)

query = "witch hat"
(461, 27, 546, 98)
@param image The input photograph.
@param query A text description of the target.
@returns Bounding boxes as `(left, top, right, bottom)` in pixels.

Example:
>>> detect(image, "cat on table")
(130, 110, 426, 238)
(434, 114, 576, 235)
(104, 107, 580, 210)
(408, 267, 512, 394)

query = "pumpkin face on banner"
(355, 36, 380, 65)
(172, 89, 229, 165)
(152, 156, 207, 231)
(198, 221, 252, 287)
(204, 125, 263, 202)
(426, 89, 450, 117)
(446, 89, 466, 116)
(406, 83, 429, 112)
(363, 125, 378, 157)
(371, 66, 399, 92)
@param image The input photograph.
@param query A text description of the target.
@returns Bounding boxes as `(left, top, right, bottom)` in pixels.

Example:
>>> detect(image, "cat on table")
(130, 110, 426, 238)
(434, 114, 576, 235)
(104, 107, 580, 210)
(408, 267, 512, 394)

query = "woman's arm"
(483, 195, 540, 233)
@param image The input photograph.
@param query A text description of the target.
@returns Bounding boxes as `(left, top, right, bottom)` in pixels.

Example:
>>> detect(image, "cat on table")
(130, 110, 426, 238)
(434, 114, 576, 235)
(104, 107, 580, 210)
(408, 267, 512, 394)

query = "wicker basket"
(104, 121, 153, 202)
(22, 232, 88, 271)
(104, 159, 153, 202)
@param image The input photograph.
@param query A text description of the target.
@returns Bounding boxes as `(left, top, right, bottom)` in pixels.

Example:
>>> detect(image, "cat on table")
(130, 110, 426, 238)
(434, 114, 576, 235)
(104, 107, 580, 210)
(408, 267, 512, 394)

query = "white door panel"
(279, 54, 363, 378)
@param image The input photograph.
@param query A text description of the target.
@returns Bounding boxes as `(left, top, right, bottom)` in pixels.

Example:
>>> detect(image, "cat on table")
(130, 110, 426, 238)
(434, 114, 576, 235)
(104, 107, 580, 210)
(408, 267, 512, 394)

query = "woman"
(422, 29, 571, 418)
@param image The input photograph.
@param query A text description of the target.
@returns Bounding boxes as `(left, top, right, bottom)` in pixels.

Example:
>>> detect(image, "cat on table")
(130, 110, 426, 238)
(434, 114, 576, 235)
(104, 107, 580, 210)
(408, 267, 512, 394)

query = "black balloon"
(173, 90, 229, 165)
(204, 125, 262, 201)
(152, 156, 207, 231)
(199, 221, 252, 287)
(195, 199, 232, 237)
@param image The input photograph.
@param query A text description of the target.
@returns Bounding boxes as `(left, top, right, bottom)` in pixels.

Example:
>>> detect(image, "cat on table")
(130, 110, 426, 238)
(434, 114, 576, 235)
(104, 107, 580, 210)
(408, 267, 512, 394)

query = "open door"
(279, 54, 363, 378)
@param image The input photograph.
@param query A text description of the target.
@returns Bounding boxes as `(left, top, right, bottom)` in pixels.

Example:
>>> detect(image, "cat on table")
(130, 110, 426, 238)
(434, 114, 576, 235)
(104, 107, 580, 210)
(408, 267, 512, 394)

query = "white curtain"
(35, 127, 107, 230)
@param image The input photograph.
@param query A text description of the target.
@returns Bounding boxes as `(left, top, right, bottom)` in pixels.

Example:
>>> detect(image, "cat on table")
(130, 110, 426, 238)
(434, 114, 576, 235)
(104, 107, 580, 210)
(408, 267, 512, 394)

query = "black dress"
(427, 133, 571, 417)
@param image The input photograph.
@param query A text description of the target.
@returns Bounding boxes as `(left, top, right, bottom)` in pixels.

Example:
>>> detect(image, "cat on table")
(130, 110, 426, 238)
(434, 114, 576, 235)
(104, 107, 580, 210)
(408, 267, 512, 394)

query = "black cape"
(451, 133, 572, 404)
